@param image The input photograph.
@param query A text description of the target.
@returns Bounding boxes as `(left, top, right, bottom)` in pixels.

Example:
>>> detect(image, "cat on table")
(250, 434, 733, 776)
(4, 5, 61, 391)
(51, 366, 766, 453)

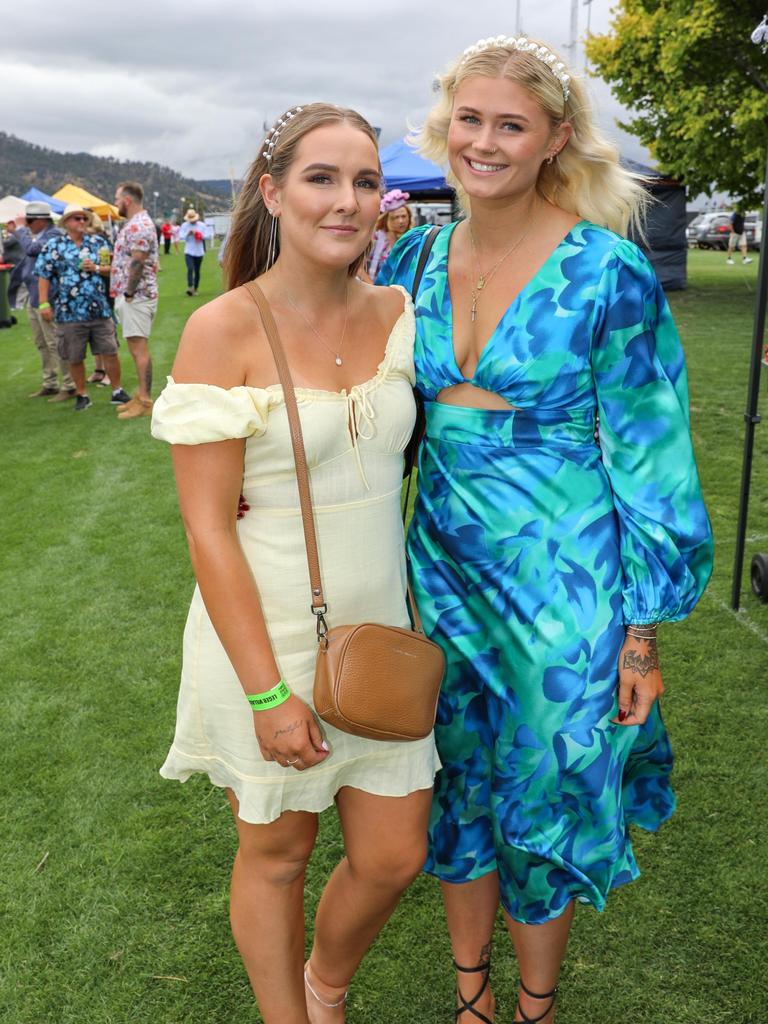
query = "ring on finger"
(284, 758, 300, 766)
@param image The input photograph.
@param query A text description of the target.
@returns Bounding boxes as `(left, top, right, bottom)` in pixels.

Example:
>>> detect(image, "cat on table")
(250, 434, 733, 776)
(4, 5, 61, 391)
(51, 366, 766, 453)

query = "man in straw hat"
(8, 201, 76, 400)
(35, 204, 131, 412)
(178, 208, 212, 296)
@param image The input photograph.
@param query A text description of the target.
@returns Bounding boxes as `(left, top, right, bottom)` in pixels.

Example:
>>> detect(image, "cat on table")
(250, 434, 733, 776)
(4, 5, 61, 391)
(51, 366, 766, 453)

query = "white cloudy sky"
(2, 0, 650, 182)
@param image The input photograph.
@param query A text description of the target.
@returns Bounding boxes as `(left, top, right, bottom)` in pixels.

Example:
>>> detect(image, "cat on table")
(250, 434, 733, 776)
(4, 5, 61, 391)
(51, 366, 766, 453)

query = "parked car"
(687, 212, 761, 250)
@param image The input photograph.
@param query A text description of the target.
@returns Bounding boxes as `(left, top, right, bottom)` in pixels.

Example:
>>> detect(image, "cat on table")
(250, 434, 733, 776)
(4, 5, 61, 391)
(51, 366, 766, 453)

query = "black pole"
(731, 146, 768, 609)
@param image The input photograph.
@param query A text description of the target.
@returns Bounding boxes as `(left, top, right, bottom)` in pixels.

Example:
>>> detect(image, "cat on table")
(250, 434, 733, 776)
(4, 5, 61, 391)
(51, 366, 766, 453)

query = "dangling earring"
(267, 212, 279, 269)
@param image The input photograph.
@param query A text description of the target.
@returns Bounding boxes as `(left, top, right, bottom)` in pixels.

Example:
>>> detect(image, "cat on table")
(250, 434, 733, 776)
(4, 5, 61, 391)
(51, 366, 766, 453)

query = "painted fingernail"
(320, 740, 330, 751)
(618, 709, 628, 722)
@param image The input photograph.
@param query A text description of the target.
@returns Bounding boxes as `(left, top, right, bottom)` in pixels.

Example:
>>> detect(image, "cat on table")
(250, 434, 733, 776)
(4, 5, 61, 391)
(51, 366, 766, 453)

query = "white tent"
(0, 195, 27, 223)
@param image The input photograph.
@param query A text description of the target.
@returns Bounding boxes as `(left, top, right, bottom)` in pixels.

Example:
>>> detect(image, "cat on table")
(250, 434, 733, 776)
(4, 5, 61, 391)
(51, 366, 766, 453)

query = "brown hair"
(117, 181, 144, 204)
(224, 103, 381, 290)
(417, 38, 648, 236)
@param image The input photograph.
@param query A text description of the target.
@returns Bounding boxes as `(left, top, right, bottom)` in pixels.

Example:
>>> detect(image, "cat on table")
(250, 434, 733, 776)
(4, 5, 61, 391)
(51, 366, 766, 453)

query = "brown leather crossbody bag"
(245, 269, 444, 742)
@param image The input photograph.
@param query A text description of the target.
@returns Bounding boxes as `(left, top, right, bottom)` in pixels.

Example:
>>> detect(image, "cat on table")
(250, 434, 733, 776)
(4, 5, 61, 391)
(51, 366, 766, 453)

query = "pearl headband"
(460, 36, 570, 101)
(262, 106, 305, 161)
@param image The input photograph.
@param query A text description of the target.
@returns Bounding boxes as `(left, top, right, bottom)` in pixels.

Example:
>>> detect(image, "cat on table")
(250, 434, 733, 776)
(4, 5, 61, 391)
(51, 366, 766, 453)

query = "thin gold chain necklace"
(468, 215, 535, 322)
(284, 283, 349, 366)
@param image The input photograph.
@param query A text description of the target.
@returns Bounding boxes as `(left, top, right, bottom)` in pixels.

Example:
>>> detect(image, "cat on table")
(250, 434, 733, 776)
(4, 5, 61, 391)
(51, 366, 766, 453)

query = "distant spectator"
(35, 204, 131, 413)
(171, 222, 181, 253)
(726, 210, 753, 265)
(111, 181, 160, 420)
(365, 189, 413, 282)
(161, 220, 173, 255)
(179, 209, 213, 296)
(9, 201, 76, 400)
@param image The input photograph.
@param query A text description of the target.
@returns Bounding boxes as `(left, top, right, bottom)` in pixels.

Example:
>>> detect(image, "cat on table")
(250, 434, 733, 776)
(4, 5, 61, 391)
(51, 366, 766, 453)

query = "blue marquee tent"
(380, 139, 448, 192)
(21, 187, 67, 214)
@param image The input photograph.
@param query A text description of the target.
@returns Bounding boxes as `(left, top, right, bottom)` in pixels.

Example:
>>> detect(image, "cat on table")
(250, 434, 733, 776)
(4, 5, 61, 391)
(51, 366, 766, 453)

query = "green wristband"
(246, 679, 291, 711)
(38, 302, 51, 310)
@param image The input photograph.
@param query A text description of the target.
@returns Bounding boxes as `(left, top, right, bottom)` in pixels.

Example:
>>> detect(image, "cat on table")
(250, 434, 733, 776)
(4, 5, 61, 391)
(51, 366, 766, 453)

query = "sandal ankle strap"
(453, 956, 493, 1024)
(303, 964, 347, 1008)
(516, 978, 558, 1023)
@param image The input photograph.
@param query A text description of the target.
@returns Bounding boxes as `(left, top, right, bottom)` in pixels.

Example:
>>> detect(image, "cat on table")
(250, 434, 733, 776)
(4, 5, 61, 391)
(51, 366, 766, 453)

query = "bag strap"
(245, 281, 329, 634)
(245, 278, 431, 638)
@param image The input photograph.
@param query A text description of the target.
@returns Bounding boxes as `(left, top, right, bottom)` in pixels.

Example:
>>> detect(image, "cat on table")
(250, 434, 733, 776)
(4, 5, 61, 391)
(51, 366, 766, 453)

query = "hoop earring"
(267, 213, 279, 269)
(546, 154, 555, 165)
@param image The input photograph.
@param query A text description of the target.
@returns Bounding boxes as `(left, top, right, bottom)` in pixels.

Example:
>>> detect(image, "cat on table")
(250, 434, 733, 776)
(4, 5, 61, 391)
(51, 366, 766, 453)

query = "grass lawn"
(0, 247, 766, 1023)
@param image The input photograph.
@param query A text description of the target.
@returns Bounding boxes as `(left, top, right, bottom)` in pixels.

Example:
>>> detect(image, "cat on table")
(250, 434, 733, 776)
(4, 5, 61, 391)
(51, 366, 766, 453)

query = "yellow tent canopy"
(52, 184, 119, 219)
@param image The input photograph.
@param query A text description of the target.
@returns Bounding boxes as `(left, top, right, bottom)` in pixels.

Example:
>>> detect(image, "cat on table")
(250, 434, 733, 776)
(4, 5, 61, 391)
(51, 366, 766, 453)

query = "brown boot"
(117, 396, 153, 419)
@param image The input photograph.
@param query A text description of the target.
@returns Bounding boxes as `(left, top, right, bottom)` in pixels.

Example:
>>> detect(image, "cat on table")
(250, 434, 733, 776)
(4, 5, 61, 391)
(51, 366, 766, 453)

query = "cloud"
(3, 0, 651, 179)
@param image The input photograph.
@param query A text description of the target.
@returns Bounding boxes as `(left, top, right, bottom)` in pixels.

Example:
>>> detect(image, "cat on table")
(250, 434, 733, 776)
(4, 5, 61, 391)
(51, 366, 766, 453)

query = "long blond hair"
(415, 38, 648, 236)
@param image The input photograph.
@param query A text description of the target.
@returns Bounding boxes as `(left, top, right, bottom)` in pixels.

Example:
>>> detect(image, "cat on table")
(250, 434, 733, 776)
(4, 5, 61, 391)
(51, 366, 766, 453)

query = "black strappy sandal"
(515, 978, 558, 1022)
(454, 957, 495, 1023)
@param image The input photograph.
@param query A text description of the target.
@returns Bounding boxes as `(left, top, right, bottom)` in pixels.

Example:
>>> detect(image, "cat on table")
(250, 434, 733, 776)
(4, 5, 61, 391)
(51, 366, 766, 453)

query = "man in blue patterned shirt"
(35, 204, 131, 412)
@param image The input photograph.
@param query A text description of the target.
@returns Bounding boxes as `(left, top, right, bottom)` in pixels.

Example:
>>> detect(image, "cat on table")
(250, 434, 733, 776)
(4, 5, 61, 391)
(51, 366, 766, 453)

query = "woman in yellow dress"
(151, 103, 439, 1024)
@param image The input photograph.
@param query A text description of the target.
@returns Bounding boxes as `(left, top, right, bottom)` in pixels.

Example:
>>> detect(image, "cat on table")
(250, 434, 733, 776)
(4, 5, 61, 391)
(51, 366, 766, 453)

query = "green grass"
(1, 248, 766, 1023)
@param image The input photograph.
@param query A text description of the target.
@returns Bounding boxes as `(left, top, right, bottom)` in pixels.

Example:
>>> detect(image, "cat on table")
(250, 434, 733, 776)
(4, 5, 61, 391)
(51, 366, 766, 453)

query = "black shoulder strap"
(402, 224, 441, 507)
(411, 225, 441, 302)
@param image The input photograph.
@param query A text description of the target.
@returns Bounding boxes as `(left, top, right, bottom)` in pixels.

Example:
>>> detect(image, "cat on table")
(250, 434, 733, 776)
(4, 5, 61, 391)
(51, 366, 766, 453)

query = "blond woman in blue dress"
(151, 104, 439, 1024)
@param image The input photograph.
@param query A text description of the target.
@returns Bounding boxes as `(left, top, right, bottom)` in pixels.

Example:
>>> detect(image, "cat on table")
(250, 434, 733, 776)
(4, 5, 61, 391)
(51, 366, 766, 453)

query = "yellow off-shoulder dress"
(151, 287, 440, 823)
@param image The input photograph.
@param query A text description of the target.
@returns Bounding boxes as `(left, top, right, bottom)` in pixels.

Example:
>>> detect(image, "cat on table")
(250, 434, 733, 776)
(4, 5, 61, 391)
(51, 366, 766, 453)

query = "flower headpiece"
(380, 188, 410, 213)
(460, 35, 570, 101)
(262, 106, 305, 161)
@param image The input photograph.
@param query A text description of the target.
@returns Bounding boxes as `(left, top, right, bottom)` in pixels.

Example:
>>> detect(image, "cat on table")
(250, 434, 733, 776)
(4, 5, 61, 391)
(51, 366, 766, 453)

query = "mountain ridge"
(0, 133, 232, 216)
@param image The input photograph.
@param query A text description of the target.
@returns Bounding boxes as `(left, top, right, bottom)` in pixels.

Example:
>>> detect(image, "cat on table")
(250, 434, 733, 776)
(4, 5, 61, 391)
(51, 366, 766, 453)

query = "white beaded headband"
(262, 106, 305, 161)
(460, 36, 570, 101)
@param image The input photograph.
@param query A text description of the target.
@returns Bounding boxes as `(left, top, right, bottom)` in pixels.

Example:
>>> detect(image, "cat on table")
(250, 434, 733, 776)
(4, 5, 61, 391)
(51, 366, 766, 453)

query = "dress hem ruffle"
(160, 743, 441, 825)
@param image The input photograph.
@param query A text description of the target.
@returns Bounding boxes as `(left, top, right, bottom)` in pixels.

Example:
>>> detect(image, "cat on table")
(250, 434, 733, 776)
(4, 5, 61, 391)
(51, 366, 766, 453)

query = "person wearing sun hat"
(8, 200, 77, 400)
(365, 188, 413, 281)
(35, 204, 131, 412)
(178, 207, 213, 296)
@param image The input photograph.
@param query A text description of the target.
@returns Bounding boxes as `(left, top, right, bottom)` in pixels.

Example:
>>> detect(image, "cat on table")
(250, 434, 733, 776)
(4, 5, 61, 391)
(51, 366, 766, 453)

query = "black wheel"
(750, 553, 768, 600)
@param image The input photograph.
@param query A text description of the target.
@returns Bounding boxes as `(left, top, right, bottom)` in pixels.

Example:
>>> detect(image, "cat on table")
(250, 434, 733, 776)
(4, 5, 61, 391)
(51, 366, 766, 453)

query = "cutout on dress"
(436, 384, 519, 411)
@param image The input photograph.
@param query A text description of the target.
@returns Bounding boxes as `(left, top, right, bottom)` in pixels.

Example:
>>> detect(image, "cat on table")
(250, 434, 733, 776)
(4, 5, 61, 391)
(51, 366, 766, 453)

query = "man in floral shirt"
(35, 204, 131, 413)
(110, 181, 159, 420)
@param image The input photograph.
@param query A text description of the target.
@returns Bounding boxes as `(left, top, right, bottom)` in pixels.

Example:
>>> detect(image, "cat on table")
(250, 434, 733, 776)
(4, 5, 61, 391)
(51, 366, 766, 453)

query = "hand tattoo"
(273, 720, 301, 740)
(623, 640, 660, 678)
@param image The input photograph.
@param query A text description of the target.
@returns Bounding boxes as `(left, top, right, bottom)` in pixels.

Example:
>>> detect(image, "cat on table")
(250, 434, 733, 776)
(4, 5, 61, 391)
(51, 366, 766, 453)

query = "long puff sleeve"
(590, 241, 713, 624)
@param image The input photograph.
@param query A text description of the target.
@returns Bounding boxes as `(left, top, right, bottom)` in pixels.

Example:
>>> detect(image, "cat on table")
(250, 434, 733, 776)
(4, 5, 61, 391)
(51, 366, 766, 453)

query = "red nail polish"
(618, 709, 628, 722)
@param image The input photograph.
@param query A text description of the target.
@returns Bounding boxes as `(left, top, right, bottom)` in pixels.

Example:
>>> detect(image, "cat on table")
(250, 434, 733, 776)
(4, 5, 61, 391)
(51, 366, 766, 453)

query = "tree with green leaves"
(587, 1, 768, 204)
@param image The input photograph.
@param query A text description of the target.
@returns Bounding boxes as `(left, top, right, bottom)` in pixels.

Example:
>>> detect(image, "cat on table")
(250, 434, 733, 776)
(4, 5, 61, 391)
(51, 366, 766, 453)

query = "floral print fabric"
(35, 233, 112, 322)
(379, 221, 713, 923)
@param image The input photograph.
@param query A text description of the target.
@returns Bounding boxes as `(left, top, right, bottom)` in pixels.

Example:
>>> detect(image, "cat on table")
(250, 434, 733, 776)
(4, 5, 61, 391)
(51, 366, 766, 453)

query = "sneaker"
(726, 257, 735, 265)
(117, 396, 154, 419)
(743, 257, 753, 265)
(96, 374, 112, 388)
(74, 394, 92, 412)
(28, 386, 59, 398)
(48, 389, 77, 403)
(185, 288, 194, 296)
(110, 388, 132, 405)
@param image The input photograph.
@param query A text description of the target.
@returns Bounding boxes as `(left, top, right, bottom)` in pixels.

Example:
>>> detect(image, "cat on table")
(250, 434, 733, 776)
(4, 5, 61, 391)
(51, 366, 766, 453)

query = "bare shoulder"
(172, 285, 267, 386)
(353, 279, 409, 332)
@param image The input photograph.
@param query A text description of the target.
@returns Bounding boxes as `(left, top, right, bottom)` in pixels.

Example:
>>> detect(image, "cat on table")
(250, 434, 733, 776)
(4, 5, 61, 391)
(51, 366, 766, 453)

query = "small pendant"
(335, 356, 343, 366)
(471, 293, 478, 323)
(476, 276, 486, 291)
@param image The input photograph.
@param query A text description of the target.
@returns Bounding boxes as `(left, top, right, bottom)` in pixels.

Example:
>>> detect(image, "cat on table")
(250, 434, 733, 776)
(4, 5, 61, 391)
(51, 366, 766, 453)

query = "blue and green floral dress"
(378, 221, 713, 924)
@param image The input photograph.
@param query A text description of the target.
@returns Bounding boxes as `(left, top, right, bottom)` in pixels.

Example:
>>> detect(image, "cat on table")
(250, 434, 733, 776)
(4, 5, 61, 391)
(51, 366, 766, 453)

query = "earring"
(267, 212, 279, 269)
(546, 154, 555, 165)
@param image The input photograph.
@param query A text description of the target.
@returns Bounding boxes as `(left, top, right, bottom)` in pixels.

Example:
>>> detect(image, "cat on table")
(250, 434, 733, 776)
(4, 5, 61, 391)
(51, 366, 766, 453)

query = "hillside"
(0, 133, 229, 216)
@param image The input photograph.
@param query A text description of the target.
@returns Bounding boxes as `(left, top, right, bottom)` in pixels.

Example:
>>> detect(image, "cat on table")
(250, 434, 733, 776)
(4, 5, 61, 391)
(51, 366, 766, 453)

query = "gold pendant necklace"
(469, 216, 534, 322)
(284, 283, 349, 366)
